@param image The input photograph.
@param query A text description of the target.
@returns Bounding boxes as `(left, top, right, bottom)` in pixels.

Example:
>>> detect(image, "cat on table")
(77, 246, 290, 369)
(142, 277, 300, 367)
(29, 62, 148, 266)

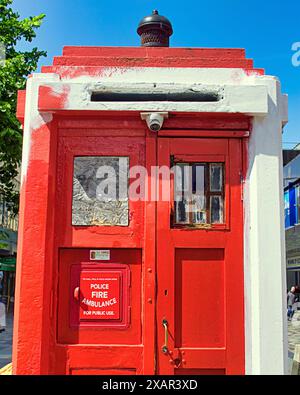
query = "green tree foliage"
(0, 229, 8, 249)
(0, 0, 46, 214)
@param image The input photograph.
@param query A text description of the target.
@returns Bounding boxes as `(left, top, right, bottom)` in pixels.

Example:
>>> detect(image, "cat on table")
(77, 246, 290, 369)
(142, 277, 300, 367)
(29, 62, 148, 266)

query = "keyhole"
(164, 289, 168, 296)
(174, 358, 181, 367)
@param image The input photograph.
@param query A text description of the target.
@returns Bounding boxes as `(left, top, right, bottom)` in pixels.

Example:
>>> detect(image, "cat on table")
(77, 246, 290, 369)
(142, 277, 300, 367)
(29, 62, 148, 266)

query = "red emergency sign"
(69, 263, 130, 329)
(79, 271, 121, 320)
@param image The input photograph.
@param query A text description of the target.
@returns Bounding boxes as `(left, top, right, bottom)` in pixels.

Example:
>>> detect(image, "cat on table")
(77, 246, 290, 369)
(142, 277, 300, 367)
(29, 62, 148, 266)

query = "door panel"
(53, 132, 147, 375)
(175, 249, 225, 349)
(156, 138, 244, 375)
(175, 368, 226, 375)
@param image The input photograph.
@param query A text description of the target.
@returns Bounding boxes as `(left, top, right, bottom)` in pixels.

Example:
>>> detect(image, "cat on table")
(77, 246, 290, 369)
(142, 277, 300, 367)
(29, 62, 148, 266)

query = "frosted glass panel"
(72, 156, 129, 226)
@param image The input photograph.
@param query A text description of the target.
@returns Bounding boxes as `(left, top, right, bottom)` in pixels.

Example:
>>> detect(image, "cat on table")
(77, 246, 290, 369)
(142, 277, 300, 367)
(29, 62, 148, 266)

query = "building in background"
(0, 174, 19, 313)
(284, 146, 300, 290)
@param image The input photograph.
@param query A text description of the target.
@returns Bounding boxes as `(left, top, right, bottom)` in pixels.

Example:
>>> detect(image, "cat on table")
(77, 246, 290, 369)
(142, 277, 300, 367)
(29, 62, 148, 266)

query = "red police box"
(13, 22, 262, 374)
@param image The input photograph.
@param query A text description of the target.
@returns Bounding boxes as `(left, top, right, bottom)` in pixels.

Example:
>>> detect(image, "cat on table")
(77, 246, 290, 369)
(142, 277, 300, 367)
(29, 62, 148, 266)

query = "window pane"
(191, 164, 206, 224)
(72, 156, 129, 226)
(210, 164, 223, 192)
(193, 164, 205, 195)
(174, 163, 206, 225)
(174, 164, 190, 224)
(210, 195, 224, 224)
(175, 200, 189, 224)
(192, 194, 206, 224)
(174, 162, 224, 226)
(174, 163, 187, 203)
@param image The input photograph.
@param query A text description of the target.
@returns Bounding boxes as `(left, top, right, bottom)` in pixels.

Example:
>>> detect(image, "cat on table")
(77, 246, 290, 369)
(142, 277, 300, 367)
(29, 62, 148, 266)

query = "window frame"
(72, 155, 130, 227)
(170, 154, 229, 230)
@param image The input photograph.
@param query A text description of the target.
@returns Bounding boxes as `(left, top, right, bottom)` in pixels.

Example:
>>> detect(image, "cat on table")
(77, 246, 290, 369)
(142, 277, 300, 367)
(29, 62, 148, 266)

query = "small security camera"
(146, 113, 165, 132)
(141, 112, 168, 132)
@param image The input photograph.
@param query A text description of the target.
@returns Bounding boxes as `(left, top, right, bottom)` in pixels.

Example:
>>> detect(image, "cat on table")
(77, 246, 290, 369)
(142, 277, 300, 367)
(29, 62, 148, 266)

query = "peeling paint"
(21, 82, 51, 185)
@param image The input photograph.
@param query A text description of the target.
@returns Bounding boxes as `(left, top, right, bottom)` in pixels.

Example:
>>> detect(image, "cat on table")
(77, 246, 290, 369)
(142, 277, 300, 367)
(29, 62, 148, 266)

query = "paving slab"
(0, 312, 13, 369)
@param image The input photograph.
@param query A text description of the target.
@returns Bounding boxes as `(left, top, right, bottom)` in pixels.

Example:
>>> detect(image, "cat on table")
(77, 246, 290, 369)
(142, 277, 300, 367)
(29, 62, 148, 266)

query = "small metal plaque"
(90, 250, 110, 261)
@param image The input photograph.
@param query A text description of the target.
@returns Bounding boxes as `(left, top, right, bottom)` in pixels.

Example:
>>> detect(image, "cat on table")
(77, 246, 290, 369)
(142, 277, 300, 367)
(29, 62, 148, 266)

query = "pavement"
(0, 311, 13, 369)
(288, 310, 300, 374)
(288, 315, 300, 354)
(0, 309, 299, 373)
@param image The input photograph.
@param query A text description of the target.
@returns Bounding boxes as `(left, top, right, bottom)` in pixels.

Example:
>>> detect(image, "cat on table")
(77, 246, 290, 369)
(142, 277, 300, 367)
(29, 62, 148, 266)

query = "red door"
(54, 130, 147, 375)
(53, 120, 245, 375)
(156, 138, 245, 375)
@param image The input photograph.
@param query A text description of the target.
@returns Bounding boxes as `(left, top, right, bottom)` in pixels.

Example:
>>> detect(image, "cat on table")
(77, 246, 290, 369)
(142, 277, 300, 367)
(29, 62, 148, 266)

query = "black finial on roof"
(137, 10, 173, 47)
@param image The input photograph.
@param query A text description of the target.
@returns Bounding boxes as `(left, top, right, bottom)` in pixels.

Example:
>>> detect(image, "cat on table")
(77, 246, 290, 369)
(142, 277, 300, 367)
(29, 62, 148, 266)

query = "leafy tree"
(0, 229, 9, 249)
(0, 0, 46, 215)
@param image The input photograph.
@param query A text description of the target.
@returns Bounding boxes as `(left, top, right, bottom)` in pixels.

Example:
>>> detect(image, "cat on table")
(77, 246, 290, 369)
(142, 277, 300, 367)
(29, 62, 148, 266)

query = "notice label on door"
(90, 250, 110, 261)
(79, 271, 120, 320)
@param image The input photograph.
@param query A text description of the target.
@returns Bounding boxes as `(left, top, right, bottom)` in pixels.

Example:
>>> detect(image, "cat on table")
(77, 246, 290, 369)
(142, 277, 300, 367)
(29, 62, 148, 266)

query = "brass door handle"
(161, 319, 169, 354)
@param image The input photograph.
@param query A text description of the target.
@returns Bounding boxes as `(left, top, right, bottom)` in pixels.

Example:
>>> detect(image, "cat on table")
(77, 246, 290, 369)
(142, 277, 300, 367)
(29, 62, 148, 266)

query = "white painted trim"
(40, 81, 269, 116)
(57, 67, 260, 84)
(20, 74, 59, 185)
(244, 77, 288, 374)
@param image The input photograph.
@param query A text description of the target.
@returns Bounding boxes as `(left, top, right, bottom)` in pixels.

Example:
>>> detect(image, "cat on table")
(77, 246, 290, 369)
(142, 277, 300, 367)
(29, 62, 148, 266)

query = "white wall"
(244, 76, 288, 374)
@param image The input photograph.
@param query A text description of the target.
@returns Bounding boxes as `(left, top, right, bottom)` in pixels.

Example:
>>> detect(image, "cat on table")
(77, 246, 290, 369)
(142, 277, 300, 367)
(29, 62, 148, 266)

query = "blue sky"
(12, 0, 300, 147)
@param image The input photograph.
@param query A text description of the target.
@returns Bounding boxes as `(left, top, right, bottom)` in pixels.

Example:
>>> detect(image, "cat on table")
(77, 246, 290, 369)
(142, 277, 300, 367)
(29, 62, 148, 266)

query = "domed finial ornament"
(137, 10, 173, 47)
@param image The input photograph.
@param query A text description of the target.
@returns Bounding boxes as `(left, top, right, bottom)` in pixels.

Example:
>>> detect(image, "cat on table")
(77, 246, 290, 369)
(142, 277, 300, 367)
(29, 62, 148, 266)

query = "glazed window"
(173, 163, 224, 226)
(297, 185, 300, 224)
(72, 156, 129, 226)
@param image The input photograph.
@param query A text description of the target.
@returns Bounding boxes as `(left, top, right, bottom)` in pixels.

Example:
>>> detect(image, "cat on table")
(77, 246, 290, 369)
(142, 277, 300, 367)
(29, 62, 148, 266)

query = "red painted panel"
(38, 85, 69, 111)
(57, 248, 141, 345)
(71, 368, 136, 375)
(64, 345, 143, 373)
(37, 46, 263, 80)
(56, 114, 251, 131)
(170, 138, 228, 156)
(159, 130, 249, 138)
(176, 368, 225, 375)
(16, 90, 26, 124)
(156, 137, 244, 375)
(53, 56, 254, 69)
(40, 45, 263, 76)
(175, 249, 225, 348)
(62, 46, 247, 59)
(55, 134, 145, 248)
(12, 119, 59, 375)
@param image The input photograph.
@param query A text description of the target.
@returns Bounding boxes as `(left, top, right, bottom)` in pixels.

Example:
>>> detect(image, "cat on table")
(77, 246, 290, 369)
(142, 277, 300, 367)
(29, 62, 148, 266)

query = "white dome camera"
(141, 112, 169, 132)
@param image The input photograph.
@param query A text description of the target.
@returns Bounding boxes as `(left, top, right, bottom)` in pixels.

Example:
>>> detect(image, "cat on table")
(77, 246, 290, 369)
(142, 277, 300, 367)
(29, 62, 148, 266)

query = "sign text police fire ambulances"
(80, 272, 120, 320)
